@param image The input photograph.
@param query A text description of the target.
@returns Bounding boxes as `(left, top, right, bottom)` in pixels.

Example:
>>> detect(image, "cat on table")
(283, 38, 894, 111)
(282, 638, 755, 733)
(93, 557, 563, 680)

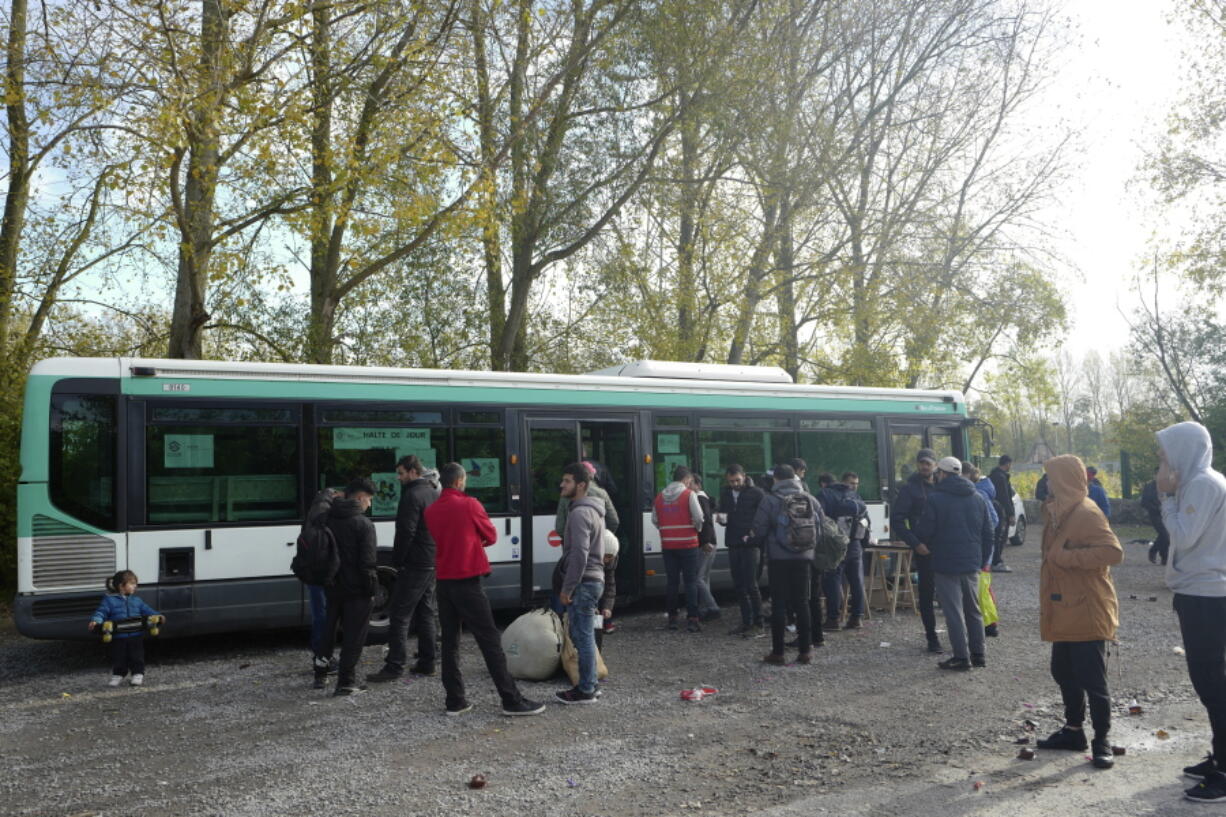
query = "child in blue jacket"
(89, 570, 162, 687)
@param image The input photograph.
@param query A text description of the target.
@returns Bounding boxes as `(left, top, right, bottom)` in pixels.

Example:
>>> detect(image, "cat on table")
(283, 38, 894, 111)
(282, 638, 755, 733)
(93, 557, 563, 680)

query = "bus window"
(454, 427, 507, 512)
(50, 394, 117, 530)
(929, 427, 955, 461)
(146, 421, 299, 524)
(696, 430, 791, 492)
(891, 431, 924, 484)
(318, 426, 447, 517)
(798, 429, 880, 500)
(653, 429, 693, 490)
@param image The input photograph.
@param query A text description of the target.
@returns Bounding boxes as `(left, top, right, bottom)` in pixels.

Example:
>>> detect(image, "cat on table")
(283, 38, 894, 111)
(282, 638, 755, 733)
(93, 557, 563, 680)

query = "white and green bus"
(14, 357, 973, 640)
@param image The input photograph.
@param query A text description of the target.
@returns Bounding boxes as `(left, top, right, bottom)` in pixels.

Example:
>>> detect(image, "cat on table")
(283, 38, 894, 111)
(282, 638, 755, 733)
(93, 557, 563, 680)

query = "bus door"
(885, 421, 966, 538)
(520, 416, 638, 606)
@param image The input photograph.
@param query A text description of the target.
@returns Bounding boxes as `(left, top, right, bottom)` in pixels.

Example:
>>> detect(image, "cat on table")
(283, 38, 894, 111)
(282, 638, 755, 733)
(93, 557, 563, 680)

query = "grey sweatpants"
(934, 571, 985, 660)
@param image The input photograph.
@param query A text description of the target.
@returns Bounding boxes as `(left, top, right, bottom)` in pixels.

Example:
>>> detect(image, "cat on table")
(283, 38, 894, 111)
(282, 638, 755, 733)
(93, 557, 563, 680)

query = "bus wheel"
(365, 566, 397, 645)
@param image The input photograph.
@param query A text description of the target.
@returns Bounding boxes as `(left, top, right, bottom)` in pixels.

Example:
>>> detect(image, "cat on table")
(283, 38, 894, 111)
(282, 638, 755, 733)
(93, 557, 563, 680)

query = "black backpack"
(292, 500, 340, 586)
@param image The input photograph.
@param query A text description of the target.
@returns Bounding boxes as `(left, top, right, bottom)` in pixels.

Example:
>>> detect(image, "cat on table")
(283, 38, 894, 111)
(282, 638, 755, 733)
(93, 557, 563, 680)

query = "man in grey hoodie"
(1156, 421, 1226, 803)
(556, 462, 606, 705)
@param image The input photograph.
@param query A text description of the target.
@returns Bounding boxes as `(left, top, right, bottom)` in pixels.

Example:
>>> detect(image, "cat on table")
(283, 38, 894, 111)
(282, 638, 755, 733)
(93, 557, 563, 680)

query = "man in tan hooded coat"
(1035, 455, 1123, 770)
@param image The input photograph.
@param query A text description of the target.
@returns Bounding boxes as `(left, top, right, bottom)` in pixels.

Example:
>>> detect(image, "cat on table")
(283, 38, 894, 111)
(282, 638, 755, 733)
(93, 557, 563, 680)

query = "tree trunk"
(774, 192, 798, 380)
(727, 197, 779, 364)
(305, 0, 336, 365)
(0, 0, 29, 351)
(675, 99, 699, 360)
(168, 0, 225, 359)
(473, 1, 505, 369)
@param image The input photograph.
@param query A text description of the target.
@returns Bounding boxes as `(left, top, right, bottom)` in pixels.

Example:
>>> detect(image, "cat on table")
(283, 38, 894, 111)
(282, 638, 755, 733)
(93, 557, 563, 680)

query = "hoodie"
(393, 472, 441, 571)
(652, 481, 704, 549)
(914, 473, 994, 574)
(974, 477, 1000, 530)
(1158, 421, 1226, 597)
(748, 478, 818, 562)
(560, 495, 606, 596)
(327, 497, 378, 598)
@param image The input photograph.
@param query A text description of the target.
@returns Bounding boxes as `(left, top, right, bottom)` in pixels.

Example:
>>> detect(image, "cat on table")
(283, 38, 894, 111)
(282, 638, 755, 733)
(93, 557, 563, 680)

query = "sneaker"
(971, 654, 986, 668)
(366, 667, 403, 683)
(796, 651, 814, 665)
(129, 674, 144, 687)
(822, 619, 841, 632)
(1091, 739, 1114, 769)
(1186, 756, 1218, 781)
(327, 657, 338, 675)
(445, 701, 474, 716)
(843, 617, 863, 630)
(700, 609, 722, 622)
(762, 653, 786, 666)
(603, 620, 616, 634)
(685, 618, 702, 633)
(502, 698, 546, 717)
(985, 623, 999, 637)
(927, 636, 943, 654)
(108, 675, 123, 687)
(1036, 726, 1088, 751)
(1185, 771, 1226, 803)
(333, 684, 368, 697)
(408, 663, 436, 677)
(937, 656, 971, 671)
(555, 687, 598, 705)
(991, 563, 1013, 573)
(785, 623, 798, 634)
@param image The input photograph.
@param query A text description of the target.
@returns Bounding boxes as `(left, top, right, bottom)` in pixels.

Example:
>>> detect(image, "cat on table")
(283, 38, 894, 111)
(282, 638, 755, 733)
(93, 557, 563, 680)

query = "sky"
(1046, 0, 1187, 353)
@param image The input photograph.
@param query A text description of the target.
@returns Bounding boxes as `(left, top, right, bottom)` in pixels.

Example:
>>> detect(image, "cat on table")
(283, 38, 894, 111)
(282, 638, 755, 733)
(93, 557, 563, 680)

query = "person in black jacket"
(316, 477, 378, 696)
(1140, 470, 1169, 565)
(368, 456, 442, 683)
(891, 448, 941, 652)
(988, 456, 1016, 572)
(718, 465, 766, 635)
(819, 473, 869, 630)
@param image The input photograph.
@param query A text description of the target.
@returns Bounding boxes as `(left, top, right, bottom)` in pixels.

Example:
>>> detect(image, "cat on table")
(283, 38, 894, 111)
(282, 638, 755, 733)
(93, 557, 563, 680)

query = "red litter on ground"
(680, 686, 719, 701)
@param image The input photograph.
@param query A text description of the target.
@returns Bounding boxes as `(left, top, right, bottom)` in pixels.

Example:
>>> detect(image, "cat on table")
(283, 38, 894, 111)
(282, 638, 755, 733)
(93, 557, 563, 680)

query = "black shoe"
(555, 686, 598, 705)
(502, 698, 546, 717)
(333, 684, 368, 697)
(408, 663, 436, 677)
(1036, 726, 1088, 751)
(971, 654, 986, 668)
(1091, 739, 1114, 769)
(312, 673, 326, 690)
(927, 636, 943, 654)
(366, 667, 402, 683)
(700, 609, 722, 622)
(984, 623, 999, 637)
(938, 656, 971, 671)
(823, 619, 841, 632)
(327, 657, 338, 675)
(1185, 771, 1226, 803)
(1185, 756, 1218, 780)
(843, 617, 863, 630)
(445, 701, 474, 716)
(686, 618, 702, 633)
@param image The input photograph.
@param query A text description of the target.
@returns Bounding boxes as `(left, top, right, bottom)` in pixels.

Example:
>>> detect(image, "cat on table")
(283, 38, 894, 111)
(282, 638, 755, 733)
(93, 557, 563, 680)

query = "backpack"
(292, 501, 341, 586)
(776, 493, 819, 553)
(813, 514, 850, 571)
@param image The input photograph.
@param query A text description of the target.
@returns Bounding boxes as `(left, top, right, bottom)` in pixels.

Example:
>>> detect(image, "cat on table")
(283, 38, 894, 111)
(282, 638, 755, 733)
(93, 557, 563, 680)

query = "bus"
(13, 357, 974, 641)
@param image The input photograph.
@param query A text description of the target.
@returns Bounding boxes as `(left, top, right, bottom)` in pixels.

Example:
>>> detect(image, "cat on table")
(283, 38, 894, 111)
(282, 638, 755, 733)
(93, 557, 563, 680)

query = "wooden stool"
(864, 545, 916, 618)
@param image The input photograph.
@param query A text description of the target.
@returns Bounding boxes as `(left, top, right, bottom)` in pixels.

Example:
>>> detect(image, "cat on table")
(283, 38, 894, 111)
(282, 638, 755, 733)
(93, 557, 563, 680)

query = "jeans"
(384, 568, 437, 673)
(934, 572, 985, 660)
(437, 577, 524, 709)
(308, 584, 328, 657)
(1175, 593, 1226, 768)
(320, 591, 373, 688)
(1051, 640, 1110, 739)
(822, 540, 865, 619)
(662, 546, 701, 620)
(914, 552, 937, 639)
(768, 559, 812, 655)
(729, 547, 763, 626)
(568, 579, 604, 694)
(696, 547, 719, 614)
(110, 636, 146, 676)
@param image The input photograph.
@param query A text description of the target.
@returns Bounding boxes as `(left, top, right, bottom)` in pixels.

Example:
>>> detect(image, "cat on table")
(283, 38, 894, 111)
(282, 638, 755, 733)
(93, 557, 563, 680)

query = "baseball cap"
(916, 448, 937, 464)
(936, 456, 961, 474)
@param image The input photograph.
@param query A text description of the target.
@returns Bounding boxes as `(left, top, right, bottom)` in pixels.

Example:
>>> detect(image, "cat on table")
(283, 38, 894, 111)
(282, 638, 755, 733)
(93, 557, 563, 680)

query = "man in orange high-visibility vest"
(652, 465, 705, 632)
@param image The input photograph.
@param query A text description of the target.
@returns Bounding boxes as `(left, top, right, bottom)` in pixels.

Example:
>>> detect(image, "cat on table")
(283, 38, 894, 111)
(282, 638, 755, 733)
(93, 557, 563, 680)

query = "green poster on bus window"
(464, 458, 500, 488)
(164, 434, 214, 469)
(657, 433, 681, 454)
(333, 427, 430, 451)
(371, 472, 399, 516)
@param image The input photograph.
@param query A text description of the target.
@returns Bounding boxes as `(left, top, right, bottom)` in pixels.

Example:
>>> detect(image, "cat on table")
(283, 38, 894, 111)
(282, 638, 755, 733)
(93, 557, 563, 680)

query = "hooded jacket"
(975, 477, 1000, 530)
(425, 487, 498, 580)
(1039, 455, 1122, 642)
(393, 472, 441, 572)
(91, 592, 160, 638)
(1158, 421, 1226, 597)
(652, 481, 704, 549)
(718, 480, 765, 549)
(891, 471, 933, 550)
(327, 497, 378, 598)
(914, 473, 994, 574)
(555, 481, 619, 540)
(560, 495, 606, 596)
(748, 478, 818, 562)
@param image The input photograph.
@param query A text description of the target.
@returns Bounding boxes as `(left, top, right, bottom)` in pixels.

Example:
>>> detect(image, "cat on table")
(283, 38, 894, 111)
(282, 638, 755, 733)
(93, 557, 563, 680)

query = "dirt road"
(1, 526, 1212, 817)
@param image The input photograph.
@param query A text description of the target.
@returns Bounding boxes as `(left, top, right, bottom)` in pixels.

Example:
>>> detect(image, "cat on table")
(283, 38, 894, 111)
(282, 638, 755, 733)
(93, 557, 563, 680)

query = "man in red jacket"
(424, 462, 545, 717)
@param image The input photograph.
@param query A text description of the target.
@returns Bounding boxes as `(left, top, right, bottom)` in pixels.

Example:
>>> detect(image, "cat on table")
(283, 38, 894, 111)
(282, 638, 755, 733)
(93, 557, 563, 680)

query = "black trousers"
(384, 568, 437, 672)
(320, 591, 373, 688)
(1175, 594, 1226, 767)
(437, 577, 523, 709)
(1148, 514, 1170, 564)
(806, 566, 827, 645)
(1050, 640, 1110, 738)
(914, 552, 937, 639)
(110, 636, 145, 676)
(768, 560, 812, 655)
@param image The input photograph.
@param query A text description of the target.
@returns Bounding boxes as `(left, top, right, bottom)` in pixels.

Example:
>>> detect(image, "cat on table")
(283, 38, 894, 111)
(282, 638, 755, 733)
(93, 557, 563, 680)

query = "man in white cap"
(916, 457, 996, 670)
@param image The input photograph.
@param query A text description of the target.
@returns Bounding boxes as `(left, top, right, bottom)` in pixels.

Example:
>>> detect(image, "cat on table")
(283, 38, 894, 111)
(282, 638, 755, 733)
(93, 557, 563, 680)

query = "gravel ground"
(1, 524, 1216, 817)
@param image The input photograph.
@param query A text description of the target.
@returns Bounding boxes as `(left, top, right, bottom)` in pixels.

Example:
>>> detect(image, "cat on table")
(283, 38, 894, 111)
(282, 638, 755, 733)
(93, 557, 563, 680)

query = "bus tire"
(365, 566, 398, 645)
